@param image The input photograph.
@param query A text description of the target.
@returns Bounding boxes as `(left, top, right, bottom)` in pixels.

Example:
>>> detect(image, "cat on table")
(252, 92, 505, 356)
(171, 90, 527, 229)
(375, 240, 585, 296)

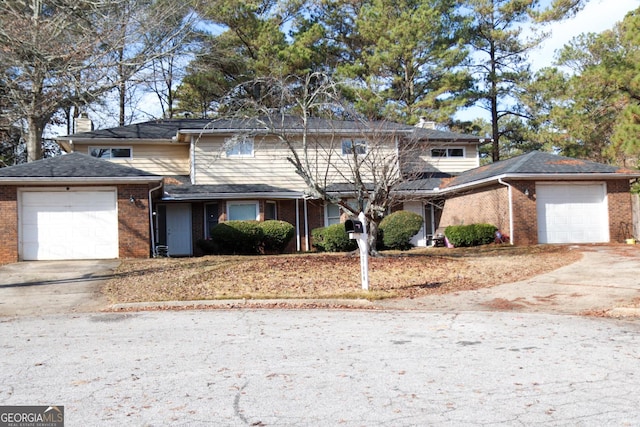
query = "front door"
(166, 203, 192, 256)
(404, 201, 427, 247)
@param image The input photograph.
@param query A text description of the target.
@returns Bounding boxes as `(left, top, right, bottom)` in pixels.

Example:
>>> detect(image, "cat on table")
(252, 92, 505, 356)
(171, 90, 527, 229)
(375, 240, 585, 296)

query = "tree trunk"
(368, 219, 380, 256)
(26, 117, 44, 162)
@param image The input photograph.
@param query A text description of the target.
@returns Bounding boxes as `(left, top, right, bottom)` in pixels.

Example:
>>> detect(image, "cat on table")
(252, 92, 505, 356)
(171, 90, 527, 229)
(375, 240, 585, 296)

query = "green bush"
(444, 223, 497, 247)
(379, 210, 424, 250)
(208, 221, 264, 254)
(258, 220, 295, 253)
(312, 223, 357, 252)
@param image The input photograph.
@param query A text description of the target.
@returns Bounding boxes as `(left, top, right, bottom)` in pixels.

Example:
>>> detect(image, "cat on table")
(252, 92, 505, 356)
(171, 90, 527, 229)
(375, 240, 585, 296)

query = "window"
(225, 136, 254, 157)
(430, 147, 464, 158)
(325, 204, 342, 226)
(89, 147, 132, 159)
(265, 201, 277, 220)
(341, 139, 367, 156)
(228, 201, 259, 221)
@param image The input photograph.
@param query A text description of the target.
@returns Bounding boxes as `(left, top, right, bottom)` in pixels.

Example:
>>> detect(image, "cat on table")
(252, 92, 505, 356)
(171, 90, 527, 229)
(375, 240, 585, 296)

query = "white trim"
(341, 138, 367, 156)
(227, 200, 260, 221)
(224, 136, 254, 158)
(265, 200, 277, 220)
(88, 146, 133, 159)
(324, 203, 341, 226)
(430, 146, 465, 158)
(18, 187, 119, 260)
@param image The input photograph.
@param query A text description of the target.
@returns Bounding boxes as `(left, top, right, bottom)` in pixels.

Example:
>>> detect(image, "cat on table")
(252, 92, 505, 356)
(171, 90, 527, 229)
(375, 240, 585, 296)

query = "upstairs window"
(430, 147, 464, 158)
(89, 147, 132, 159)
(225, 136, 254, 157)
(342, 139, 367, 156)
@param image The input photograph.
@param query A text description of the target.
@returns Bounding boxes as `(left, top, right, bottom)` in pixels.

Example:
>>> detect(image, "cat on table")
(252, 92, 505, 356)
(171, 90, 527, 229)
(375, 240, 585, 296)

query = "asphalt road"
(1, 310, 639, 426)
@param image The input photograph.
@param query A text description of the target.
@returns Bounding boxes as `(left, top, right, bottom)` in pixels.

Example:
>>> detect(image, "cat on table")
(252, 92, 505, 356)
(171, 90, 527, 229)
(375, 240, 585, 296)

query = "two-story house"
(0, 115, 637, 263)
(54, 116, 481, 257)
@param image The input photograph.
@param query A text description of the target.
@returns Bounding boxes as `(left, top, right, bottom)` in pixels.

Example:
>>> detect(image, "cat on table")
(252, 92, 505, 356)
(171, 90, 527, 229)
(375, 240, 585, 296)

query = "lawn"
(103, 245, 582, 304)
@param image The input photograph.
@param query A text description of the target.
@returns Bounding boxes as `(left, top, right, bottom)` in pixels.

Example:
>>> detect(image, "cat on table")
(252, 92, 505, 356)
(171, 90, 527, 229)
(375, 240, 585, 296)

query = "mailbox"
(345, 219, 364, 234)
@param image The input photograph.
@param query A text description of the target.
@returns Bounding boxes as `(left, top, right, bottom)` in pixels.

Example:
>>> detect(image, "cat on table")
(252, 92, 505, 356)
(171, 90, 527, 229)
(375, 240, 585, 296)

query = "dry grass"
(103, 245, 582, 304)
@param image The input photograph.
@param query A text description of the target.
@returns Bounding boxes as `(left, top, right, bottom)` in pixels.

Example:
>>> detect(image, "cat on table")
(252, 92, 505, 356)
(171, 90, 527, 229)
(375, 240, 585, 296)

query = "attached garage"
(0, 153, 163, 265)
(20, 188, 119, 260)
(536, 183, 609, 244)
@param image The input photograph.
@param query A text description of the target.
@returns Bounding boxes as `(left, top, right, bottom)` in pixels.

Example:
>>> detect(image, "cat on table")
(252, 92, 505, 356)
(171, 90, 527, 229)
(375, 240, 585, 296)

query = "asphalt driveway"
(0, 259, 120, 316)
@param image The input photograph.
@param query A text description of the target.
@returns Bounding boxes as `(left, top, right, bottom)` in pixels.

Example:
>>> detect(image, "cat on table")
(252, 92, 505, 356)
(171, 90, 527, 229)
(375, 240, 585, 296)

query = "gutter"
(0, 177, 163, 185)
(148, 181, 164, 257)
(162, 192, 306, 201)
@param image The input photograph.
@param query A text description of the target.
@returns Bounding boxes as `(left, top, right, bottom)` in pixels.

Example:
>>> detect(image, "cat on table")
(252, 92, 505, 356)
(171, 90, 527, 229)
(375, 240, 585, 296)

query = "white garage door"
(536, 183, 609, 244)
(20, 189, 118, 260)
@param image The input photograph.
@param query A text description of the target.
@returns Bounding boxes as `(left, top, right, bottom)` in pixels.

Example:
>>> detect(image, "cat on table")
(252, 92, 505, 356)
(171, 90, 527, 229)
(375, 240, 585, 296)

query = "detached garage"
(0, 153, 162, 264)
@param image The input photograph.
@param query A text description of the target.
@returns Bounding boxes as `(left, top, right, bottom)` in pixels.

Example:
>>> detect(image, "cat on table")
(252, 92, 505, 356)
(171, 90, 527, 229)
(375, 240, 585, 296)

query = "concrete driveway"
(380, 244, 640, 316)
(1, 245, 640, 317)
(0, 260, 120, 316)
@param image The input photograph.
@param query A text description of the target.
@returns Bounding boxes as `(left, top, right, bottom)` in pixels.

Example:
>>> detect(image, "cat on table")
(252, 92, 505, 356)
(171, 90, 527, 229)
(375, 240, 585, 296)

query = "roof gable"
(444, 151, 640, 189)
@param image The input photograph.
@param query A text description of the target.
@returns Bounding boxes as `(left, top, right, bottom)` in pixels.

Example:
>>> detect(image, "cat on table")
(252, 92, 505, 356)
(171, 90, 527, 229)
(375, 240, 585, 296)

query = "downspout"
(149, 181, 163, 257)
(304, 197, 310, 251)
(190, 136, 196, 184)
(497, 178, 514, 244)
(296, 198, 301, 251)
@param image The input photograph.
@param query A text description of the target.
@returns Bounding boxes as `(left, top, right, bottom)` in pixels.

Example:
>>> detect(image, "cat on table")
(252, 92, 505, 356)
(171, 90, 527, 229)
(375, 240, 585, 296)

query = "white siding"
(193, 135, 399, 190)
(75, 142, 190, 176)
(412, 144, 479, 174)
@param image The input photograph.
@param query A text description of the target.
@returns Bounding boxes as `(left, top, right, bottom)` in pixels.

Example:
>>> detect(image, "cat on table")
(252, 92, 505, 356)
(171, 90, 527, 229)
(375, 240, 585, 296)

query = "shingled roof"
(163, 183, 302, 200)
(443, 151, 640, 190)
(57, 116, 480, 142)
(0, 153, 162, 181)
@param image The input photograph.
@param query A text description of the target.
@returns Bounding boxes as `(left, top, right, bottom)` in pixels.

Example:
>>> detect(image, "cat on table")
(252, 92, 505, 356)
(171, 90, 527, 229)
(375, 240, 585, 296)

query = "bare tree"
(220, 73, 430, 253)
(0, 0, 195, 161)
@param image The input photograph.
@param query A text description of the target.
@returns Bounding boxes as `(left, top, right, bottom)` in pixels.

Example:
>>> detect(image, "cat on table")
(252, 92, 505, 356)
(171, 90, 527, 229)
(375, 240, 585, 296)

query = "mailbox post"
(345, 212, 369, 291)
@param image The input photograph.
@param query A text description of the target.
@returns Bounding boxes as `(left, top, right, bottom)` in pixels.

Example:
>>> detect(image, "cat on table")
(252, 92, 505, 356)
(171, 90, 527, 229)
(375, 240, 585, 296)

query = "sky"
(72, 0, 640, 133)
(531, 0, 640, 70)
(455, 0, 640, 121)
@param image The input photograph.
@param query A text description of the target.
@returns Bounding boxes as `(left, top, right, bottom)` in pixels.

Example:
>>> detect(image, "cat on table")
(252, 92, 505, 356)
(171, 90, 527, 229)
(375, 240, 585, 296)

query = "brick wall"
(440, 179, 635, 246)
(117, 184, 153, 258)
(439, 184, 510, 235)
(510, 180, 538, 246)
(607, 179, 634, 242)
(0, 186, 18, 264)
(277, 200, 299, 252)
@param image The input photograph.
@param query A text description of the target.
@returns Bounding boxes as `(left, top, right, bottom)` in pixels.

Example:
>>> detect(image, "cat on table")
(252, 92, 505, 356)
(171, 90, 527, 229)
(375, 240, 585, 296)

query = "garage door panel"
(536, 184, 609, 244)
(20, 190, 119, 260)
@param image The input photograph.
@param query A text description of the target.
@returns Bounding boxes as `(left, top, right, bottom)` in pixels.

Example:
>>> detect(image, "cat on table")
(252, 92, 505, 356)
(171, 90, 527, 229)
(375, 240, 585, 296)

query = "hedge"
(444, 223, 497, 247)
(197, 220, 295, 255)
(379, 210, 424, 250)
(258, 220, 295, 253)
(311, 223, 357, 252)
